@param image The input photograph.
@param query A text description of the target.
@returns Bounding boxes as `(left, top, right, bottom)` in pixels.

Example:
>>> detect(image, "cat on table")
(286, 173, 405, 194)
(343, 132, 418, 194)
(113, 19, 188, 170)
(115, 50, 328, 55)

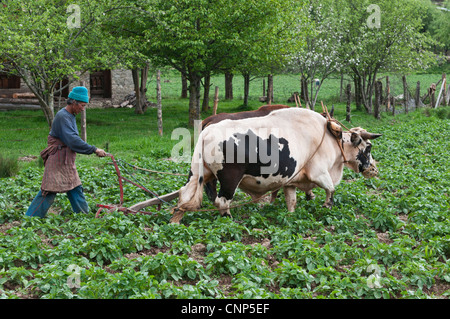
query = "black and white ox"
(170, 108, 381, 223)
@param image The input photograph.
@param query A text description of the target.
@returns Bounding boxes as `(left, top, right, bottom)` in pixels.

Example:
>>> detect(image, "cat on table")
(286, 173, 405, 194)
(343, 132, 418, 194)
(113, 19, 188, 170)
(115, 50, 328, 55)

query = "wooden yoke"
(321, 102, 348, 163)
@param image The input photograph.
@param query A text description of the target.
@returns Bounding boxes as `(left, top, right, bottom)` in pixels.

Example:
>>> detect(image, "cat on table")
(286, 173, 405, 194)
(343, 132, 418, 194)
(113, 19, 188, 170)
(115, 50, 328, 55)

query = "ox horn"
(360, 131, 382, 140)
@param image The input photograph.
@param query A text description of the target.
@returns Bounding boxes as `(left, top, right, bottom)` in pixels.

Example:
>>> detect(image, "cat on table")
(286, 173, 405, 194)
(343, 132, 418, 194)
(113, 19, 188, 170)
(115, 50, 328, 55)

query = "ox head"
(344, 127, 382, 178)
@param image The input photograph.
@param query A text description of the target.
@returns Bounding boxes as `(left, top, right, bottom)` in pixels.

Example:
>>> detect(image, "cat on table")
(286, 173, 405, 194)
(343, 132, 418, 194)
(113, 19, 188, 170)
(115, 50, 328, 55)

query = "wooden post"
(346, 83, 351, 122)
(443, 74, 448, 106)
(430, 84, 436, 108)
(402, 75, 408, 114)
(156, 70, 163, 136)
(385, 76, 390, 112)
(80, 80, 87, 142)
(435, 73, 446, 108)
(213, 86, 219, 115)
(415, 81, 420, 109)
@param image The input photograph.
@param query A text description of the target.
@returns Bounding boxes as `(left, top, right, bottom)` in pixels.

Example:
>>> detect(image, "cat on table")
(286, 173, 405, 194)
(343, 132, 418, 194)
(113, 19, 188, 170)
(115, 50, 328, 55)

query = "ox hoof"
(220, 212, 233, 219)
(170, 208, 185, 224)
(322, 202, 333, 209)
(305, 192, 316, 201)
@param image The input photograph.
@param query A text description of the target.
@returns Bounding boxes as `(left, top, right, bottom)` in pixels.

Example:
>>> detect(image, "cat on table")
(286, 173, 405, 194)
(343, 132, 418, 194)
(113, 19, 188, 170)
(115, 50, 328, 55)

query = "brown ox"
(170, 108, 381, 223)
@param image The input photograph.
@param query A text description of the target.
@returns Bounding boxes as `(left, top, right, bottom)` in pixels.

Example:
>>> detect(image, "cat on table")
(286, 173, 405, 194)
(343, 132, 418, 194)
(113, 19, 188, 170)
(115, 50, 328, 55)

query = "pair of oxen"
(130, 104, 382, 223)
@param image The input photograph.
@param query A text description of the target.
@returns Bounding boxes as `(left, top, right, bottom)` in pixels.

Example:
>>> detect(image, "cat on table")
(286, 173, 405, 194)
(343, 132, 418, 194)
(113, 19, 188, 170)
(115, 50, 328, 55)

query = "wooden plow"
(94, 154, 179, 218)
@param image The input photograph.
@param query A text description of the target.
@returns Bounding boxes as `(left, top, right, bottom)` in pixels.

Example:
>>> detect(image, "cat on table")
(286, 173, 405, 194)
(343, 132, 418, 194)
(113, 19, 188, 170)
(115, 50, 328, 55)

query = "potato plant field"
(0, 105, 449, 301)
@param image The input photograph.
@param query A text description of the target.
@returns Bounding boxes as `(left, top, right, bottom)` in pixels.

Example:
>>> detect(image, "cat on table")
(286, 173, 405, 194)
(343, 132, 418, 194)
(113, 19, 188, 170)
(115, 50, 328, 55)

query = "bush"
(0, 154, 19, 178)
(424, 106, 450, 119)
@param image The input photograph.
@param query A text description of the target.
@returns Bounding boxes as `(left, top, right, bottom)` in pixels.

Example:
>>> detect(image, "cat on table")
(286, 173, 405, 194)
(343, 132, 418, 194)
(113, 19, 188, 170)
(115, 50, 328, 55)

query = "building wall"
(69, 69, 134, 108)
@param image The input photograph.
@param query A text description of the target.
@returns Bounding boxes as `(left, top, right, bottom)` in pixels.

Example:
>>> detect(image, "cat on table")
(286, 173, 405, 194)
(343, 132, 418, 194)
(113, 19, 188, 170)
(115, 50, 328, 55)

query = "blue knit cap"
(68, 86, 89, 103)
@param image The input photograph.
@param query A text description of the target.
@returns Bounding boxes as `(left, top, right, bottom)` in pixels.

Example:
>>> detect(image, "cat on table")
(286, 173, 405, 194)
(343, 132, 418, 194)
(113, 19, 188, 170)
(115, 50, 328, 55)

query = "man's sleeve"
(59, 116, 97, 155)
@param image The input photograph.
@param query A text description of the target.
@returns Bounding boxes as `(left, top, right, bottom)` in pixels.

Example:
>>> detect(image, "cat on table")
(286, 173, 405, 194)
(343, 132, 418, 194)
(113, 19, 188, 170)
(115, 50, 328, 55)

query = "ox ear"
(360, 132, 382, 140)
(351, 132, 362, 146)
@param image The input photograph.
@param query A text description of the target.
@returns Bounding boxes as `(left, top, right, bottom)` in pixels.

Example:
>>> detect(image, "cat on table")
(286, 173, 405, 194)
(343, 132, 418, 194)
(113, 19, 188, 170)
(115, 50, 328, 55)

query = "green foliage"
(0, 154, 18, 178)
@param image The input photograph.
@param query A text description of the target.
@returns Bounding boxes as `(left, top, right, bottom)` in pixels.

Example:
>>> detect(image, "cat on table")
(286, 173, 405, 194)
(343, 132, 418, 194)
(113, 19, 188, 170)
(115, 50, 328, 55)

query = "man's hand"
(95, 148, 107, 157)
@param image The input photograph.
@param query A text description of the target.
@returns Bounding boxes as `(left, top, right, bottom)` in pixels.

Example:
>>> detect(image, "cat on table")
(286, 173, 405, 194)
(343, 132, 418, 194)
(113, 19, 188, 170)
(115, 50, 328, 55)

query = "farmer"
(25, 86, 107, 218)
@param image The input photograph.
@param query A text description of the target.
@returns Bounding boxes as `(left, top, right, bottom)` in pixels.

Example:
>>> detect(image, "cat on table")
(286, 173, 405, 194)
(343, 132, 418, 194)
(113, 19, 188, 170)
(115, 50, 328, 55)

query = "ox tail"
(171, 139, 206, 223)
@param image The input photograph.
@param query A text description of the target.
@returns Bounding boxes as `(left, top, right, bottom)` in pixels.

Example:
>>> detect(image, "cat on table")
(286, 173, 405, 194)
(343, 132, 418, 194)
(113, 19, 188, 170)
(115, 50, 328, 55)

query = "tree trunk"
(131, 64, 149, 114)
(353, 75, 362, 111)
(267, 74, 273, 105)
(415, 81, 420, 109)
(362, 71, 376, 114)
(78, 80, 87, 141)
(40, 99, 54, 128)
(140, 64, 149, 112)
(386, 76, 390, 112)
(188, 75, 201, 127)
(402, 75, 408, 113)
(300, 75, 310, 109)
(213, 86, 219, 115)
(202, 73, 211, 112)
(156, 69, 163, 136)
(45, 92, 55, 128)
(346, 83, 351, 122)
(243, 72, 250, 107)
(374, 80, 381, 120)
(262, 78, 266, 98)
(225, 71, 233, 100)
(181, 73, 188, 98)
(132, 68, 143, 115)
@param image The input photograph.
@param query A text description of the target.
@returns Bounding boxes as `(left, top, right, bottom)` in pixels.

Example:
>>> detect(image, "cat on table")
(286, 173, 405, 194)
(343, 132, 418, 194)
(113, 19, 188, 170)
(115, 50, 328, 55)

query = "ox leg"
(204, 179, 218, 203)
(270, 190, 279, 203)
(170, 208, 185, 224)
(305, 189, 315, 201)
(283, 186, 297, 212)
(214, 196, 233, 218)
(310, 172, 335, 209)
(215, 168, 245, 218)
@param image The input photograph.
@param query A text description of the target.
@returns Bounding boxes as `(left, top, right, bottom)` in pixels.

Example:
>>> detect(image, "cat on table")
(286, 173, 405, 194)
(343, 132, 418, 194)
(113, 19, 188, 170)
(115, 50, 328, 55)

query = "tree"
(0, 0, 134, 127)
(137, 0, 308, 126)
(290, 0, 346, 111)
(100, 2, 153, 115)
(235, 0, 309, 107)
(427, 0, 450, 55)
(339, 0, 435, 113)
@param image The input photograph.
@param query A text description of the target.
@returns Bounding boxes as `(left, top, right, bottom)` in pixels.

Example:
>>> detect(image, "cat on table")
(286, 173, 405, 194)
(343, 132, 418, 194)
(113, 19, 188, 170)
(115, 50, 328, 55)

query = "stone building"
(70, 69, 134, 108)
(0, 69, 134, 109)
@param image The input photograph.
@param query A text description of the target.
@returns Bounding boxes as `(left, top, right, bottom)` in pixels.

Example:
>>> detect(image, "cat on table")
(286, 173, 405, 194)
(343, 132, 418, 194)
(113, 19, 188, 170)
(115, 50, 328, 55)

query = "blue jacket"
(49, 108, 97, 154)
